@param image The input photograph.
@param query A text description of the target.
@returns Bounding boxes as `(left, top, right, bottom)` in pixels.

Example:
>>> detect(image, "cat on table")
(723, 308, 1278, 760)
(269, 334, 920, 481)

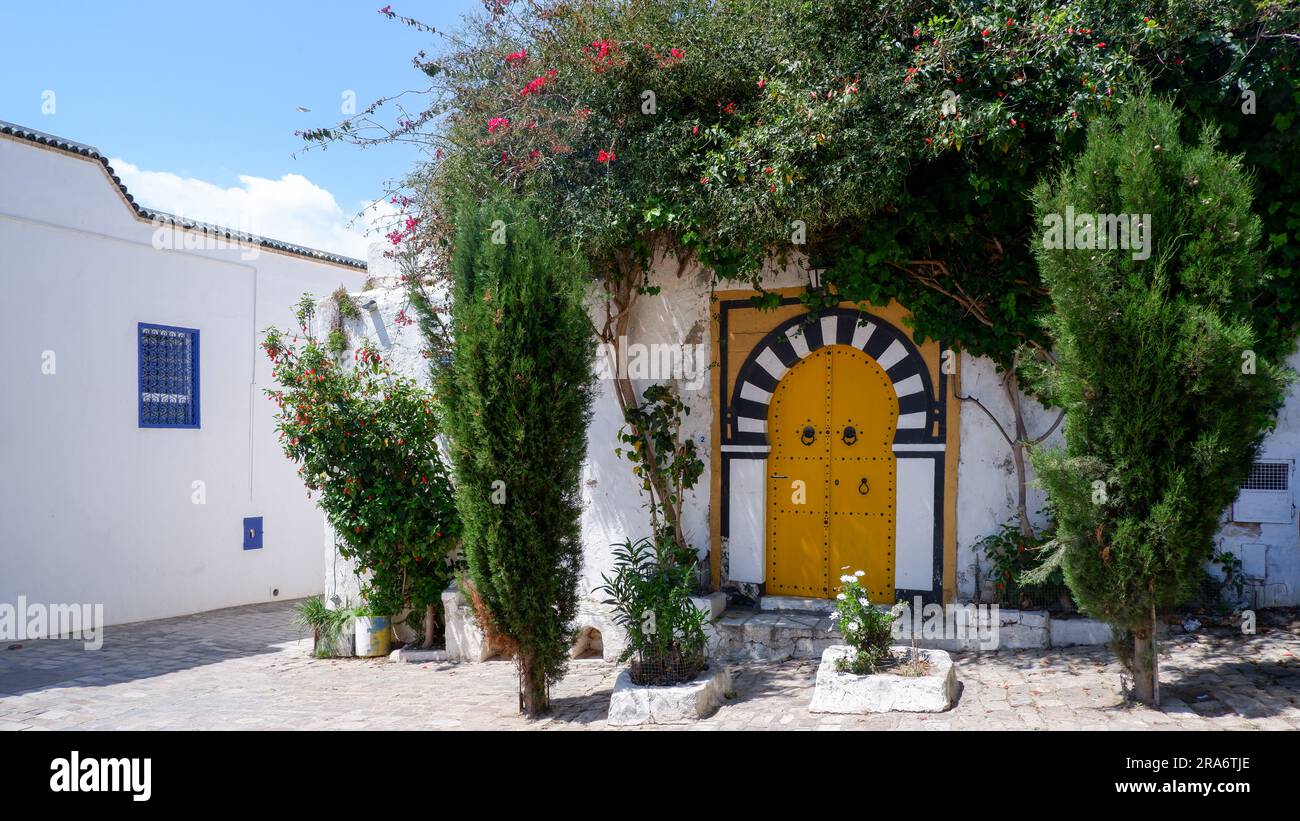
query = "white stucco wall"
(1213, 349, 1300, 607)
(954, 354, 1062, 600)
(0, 134, 367, 632)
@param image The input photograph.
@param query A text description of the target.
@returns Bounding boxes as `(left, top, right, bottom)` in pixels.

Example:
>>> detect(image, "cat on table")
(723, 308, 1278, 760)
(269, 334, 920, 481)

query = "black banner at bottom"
(0, 729, 1288, 808)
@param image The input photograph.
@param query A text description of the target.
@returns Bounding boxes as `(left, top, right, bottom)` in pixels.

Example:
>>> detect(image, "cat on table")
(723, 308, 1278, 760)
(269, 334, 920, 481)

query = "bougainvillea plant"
(263, 295, 460, 645)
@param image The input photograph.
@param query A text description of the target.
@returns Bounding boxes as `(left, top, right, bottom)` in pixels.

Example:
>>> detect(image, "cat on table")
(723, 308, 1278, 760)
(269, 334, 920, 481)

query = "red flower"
(691, 125, 699, 135)
(669, 47, 684, 60)
(505, 49, 527, 63)
(1095, 42, 1106, 48)
(757, 77, 765, 89)
(487, 116, 510, 134)
(378, 5, 392, 15)
(520, 75, 549, 96)
(596, 148, 615, 164)
(981, 28, 989, 37)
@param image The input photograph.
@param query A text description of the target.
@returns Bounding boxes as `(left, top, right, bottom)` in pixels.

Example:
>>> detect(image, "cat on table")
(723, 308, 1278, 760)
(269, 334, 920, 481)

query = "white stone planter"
(607, 666, 733, 726)
(809, 645, 957, 713)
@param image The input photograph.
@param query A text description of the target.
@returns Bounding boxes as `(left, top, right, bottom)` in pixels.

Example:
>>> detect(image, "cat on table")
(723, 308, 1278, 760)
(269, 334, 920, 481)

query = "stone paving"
(1, 600, 1297, 730)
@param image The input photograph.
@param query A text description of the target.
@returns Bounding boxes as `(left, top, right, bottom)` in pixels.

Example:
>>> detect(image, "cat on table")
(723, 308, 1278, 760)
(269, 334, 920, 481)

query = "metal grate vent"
(138, 323, 200, 428)
(1243, 462, 1289, 492)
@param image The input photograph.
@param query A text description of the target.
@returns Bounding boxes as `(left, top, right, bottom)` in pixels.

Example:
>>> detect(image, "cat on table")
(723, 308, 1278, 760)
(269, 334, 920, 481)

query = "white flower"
(847, 621, 860, 632)
(854, 570, 864, 577)
(839, 574, 855, 583)
(829, 611, 839, 620)
(858, 597, 869, 606)
(836, 593, 846, 600)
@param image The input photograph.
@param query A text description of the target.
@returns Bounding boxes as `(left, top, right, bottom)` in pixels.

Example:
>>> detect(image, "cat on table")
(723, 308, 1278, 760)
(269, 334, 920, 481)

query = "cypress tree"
(1030, 95, 1289, 704)
(441, 192, 596, 715)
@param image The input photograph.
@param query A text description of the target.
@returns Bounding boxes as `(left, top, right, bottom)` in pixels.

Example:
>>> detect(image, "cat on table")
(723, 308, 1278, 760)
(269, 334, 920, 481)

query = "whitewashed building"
(0, 122, 368, 632)
(339, 246, 1300, 659)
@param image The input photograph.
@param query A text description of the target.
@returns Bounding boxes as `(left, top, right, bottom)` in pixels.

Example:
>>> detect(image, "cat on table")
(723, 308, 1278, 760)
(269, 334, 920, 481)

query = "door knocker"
(858, 477, 870, 495)
(842, 426, 858, 446)
(800, 425, 817, 446)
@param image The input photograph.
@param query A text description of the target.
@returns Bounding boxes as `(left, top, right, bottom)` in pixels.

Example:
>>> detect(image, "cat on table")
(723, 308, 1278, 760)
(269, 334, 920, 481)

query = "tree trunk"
(1131, 611, 1160, 706)
(1003, 373, 1035, 539)
(518, 653, 549, 716)
(421, 603, 436, 650)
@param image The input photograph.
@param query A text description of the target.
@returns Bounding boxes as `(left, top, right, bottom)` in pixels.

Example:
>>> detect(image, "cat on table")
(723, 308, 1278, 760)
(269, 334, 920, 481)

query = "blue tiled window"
(138, 323, 200, 428)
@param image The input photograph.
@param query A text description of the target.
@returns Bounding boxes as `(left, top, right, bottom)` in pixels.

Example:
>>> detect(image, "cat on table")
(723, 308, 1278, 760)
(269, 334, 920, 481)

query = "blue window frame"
(138, 323, 200, 428)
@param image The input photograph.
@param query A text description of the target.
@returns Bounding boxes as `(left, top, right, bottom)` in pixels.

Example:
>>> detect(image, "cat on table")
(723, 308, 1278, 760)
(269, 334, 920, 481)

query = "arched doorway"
(766, 344, 898, 601)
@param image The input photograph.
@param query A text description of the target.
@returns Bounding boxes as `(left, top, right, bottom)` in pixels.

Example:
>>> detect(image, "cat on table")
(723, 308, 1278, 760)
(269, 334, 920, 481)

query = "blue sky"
(0, 1, 482, 257)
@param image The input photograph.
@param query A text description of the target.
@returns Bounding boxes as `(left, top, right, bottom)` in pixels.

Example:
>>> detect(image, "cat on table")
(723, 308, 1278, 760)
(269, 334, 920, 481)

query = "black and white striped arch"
(725, 308, 941, 449)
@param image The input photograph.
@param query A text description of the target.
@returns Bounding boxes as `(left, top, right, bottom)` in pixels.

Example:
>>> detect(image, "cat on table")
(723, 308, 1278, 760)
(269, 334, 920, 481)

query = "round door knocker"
(858, 477, 870, 495)
(800, 425, 817, 446)
(842, 425, 857, 446)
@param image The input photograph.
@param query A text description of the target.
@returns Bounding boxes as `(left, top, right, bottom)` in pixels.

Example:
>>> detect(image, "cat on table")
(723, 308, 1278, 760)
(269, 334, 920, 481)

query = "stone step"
(758, 595, 835, 614)
(710, 608, 839, 661)
(707, 605, 1113, 661)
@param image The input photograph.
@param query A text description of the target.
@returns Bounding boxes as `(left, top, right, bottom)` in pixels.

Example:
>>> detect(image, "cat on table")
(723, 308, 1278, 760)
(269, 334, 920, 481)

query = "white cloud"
(109, 158, 399, 260)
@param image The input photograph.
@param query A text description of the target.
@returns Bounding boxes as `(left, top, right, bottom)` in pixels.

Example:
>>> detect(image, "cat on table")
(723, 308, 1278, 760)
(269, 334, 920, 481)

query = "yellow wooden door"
(828, 346, 897, 602)
(767, 344, 898, 600)
(766, 347, 831, 596)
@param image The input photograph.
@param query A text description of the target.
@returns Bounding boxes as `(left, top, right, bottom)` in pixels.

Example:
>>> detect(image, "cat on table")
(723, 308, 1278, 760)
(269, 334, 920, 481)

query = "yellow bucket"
(354, 616, 392, 657)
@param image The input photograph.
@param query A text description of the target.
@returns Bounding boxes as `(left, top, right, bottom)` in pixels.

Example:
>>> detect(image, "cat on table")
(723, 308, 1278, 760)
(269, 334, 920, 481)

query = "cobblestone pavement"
(1, 601, 1297, 730)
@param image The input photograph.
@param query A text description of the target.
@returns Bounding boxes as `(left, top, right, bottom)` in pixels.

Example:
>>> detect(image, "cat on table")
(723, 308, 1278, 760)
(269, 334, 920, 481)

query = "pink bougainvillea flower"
(669, 47, 684, 60)
(586, 39, 613, 63)
(691, 125, 699, 135)
(488, 116, 510, 134)
(757, 77, 766, 89)
(506, 49, 527, 63)
(596, 148, 615, 164)
(520, 75, 548, 96)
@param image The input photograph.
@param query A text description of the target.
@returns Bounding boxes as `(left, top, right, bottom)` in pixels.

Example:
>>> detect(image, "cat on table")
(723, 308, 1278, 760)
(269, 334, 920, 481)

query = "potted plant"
(598, 536, 730, 725)
(809, 571, 958, 713)
(353, 605, 392, 658)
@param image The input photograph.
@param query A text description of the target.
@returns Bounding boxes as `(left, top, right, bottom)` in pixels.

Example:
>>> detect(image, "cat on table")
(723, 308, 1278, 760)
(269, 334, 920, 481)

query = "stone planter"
(314, 624, 354, 658)
(809, 645, 957, 714)
(607, 666, 733, 726)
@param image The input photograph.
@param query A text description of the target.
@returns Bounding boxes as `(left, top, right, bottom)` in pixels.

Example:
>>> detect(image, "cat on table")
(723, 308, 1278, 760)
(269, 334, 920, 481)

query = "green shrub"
(1030, 94, 1290, 702)
(441, 191, 597, 715)
(830, 572, 900, 675)
(597, 536, 709, 685)
(977, 515, 1070, 610)
(264, 300, 460, 630)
